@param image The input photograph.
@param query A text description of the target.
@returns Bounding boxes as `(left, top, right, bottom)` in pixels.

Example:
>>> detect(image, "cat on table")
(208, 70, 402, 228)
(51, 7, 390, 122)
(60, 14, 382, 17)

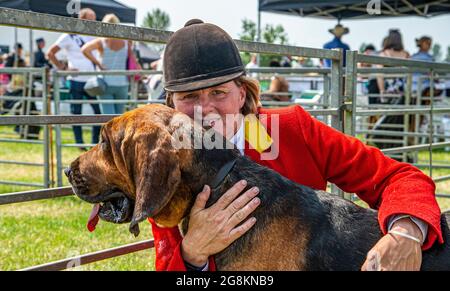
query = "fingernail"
(253, 197, 260, 205)
(251, 217, 257, 223)
(241, 180, 247, 186)
(203, 185, 208, 192)
(252, 187, 259, 193)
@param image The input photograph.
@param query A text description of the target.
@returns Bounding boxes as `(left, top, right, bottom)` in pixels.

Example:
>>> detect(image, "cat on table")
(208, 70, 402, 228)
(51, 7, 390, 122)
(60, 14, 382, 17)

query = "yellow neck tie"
(244, 114, 273, 154)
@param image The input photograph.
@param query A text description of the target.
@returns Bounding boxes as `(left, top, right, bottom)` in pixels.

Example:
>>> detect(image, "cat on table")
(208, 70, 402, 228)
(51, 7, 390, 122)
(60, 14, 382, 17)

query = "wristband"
(388, 230, 422, 244)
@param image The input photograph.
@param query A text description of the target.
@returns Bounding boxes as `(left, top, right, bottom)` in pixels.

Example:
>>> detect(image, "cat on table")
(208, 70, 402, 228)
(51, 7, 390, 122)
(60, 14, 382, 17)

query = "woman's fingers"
(211, 180, 247, 211)
(228, 217, 257, 243)
(225, 186, 260, 217)
(227, 196, 261, 228)
(190, 185, 211, 214)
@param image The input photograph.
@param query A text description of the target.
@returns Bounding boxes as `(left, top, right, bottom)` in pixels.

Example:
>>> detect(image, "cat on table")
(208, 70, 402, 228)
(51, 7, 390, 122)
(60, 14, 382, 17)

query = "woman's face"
(172, 80, 246, 139)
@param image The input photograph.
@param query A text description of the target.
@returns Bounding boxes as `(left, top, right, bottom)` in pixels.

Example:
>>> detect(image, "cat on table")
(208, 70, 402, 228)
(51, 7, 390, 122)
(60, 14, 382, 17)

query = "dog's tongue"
(87, 204, 100, 232)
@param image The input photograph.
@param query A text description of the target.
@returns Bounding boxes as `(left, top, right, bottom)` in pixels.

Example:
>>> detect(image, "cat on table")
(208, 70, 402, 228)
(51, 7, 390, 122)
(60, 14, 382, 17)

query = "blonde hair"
(166, 75, 261, 116)
(102, 14, 120, 24)
(79, 8, 95, 19)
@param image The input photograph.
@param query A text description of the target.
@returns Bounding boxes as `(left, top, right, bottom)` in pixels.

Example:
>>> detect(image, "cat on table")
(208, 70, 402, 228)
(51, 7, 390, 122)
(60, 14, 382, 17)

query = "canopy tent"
(0, 0, 136, 23)
(258, 0, 450, 20)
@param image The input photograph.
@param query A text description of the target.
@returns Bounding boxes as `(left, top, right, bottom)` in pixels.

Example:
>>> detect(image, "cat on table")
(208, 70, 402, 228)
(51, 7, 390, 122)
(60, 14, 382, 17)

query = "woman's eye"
(181, 95, 196, 100)
(212, 90, 226, 97)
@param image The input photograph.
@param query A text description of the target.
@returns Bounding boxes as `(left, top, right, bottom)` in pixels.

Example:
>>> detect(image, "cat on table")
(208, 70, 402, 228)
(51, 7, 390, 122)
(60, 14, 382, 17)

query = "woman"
(376, 29, 410, 100)
(371, 30, 411, 152)
(82, 14, 141, 115)
(150, 20, 442, 271)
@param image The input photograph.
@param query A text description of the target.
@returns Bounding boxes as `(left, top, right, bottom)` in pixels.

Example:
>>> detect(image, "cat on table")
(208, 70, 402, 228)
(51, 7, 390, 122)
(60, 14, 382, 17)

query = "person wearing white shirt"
(47, 8, 101, 149)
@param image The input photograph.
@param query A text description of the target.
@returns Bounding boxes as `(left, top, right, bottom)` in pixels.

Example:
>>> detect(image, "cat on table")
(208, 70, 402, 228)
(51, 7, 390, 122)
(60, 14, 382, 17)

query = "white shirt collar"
(229, 119, 245, 155)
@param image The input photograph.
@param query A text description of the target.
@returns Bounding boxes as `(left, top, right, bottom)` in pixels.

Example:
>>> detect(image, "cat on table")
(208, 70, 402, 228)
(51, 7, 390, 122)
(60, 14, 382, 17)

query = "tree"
(432, 43, 442, 62)
(239, 19, 257, 42)
(239, 19, 289, 66)
(141, 8, 170, 31)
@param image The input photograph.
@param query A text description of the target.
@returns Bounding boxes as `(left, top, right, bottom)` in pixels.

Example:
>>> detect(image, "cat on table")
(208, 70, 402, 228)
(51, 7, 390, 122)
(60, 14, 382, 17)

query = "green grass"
(0, 125, 449, 270)
(0, 126, 154, 270)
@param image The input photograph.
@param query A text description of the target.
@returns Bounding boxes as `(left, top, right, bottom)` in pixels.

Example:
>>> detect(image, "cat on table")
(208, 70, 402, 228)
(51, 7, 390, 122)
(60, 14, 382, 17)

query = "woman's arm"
(81, 38, 105, 70)
(294, 105, 442, 249)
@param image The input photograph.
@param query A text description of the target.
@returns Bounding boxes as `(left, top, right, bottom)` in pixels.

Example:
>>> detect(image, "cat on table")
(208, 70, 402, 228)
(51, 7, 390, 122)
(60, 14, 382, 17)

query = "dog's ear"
(128, 126, 181, 237)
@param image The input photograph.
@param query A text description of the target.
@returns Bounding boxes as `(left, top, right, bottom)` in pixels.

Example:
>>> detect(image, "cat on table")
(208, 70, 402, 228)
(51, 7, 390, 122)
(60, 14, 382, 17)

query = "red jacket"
(150, 105, 443, 271)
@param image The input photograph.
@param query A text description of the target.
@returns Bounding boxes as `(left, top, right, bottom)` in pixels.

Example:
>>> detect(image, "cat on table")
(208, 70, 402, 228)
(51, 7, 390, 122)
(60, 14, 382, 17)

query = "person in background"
(5, 43, 24, 68)
(322, 24, 350, 68)
(245, 54, 259, 78)
(370, 30, 411, 152)
(33, 38, 50, 68)
(376, 29, 410, 99)
(46, 8, 101, 150)
(82, 14, 140, 115)
(359, 44, 381, 105)
(411, 36, 440, 97)
(261, 60, 290, 102)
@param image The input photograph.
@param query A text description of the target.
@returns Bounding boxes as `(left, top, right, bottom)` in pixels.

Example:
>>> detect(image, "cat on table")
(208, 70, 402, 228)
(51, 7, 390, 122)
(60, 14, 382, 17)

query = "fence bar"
(55, 70, 161, 77)
(53, 73, 63, 187)
(414, 164, 450, 170)
(356, 107, 450, 116)
(0, 8, 339, 60)
(357, 67, 436, 74)
(0, 138, 43, 144)
(381, 142, 450, 154)
(247, 67, 331, 74)
(0, 180, 44, 188)
(20, 239, 155, 271)
(0, 67, 43, 74)
(0, 160, 44, 166)
(35, 67, 51, 188)
(330, 49, 344, 198)
(433, 175, 450, 183)
(0, 186, 73, 205)
(436, 194, 450, 199)
(345, 50, 358, 136)
(0, 115, 118, 125)
(356, 53, 450, 71)
(357, 130, 450, 139)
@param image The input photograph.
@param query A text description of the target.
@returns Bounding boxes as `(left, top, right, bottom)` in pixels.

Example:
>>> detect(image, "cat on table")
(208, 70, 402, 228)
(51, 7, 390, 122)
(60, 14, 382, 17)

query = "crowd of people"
(0, 8, 142, 147)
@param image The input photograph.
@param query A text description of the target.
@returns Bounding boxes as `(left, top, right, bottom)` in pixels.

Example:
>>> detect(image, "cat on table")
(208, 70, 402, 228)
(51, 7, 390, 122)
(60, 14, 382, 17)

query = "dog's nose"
(64, 167, 72, 178)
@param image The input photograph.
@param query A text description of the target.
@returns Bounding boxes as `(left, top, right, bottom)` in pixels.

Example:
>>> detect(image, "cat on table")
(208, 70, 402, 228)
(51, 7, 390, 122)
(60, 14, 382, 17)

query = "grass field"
(0, 125, 449, 270)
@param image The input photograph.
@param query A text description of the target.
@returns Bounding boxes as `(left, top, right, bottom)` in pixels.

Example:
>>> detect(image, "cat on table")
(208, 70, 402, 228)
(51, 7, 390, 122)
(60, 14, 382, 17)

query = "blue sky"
(1, 0, 449, 58)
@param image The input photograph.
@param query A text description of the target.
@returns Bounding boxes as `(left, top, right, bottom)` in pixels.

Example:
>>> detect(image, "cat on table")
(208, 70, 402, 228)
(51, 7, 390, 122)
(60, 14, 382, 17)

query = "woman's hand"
(181, 180, 261, 267)
(361, 218, 423, 271)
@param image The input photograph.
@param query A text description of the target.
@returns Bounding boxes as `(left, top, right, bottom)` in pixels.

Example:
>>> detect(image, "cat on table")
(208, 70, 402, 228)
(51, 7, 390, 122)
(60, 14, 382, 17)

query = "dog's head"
(66, 104, 203, 236)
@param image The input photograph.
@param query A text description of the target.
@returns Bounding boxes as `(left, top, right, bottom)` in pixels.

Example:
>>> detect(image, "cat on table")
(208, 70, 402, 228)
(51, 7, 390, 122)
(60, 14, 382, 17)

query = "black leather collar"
(209, 159, 237, 192)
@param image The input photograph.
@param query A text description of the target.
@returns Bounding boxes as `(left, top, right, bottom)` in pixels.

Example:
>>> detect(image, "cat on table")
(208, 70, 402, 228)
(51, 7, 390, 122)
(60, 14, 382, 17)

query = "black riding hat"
(163, 19, 245, 92)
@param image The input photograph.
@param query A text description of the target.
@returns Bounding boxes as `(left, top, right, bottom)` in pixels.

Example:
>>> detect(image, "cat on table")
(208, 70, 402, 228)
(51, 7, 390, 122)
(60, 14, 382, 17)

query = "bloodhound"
(66, 104, 450, 271)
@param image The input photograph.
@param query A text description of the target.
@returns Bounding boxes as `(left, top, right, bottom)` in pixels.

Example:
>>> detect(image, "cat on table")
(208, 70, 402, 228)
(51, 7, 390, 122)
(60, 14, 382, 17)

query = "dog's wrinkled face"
(66, 104, 192, 236)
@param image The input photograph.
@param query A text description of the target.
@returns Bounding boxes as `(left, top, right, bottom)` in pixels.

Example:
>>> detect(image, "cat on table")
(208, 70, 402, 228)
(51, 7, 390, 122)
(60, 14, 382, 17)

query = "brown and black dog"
(66, 104, 450, 271)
